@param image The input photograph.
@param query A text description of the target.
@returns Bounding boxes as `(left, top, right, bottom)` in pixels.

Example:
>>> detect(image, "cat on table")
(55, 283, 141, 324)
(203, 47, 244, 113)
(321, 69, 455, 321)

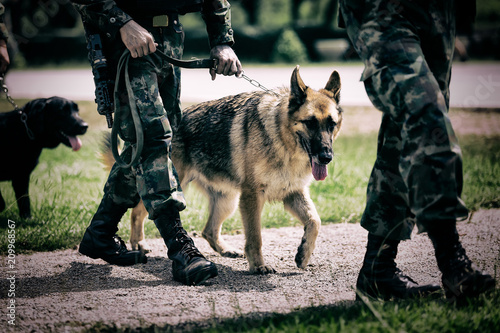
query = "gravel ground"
(1, 209, 498, 332)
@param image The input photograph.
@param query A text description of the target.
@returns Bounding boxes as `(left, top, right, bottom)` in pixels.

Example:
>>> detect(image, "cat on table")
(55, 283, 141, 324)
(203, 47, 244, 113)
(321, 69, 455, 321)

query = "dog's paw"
(251, 265, 276, 275)
(131, 240, 152, 254)
(221, 249, 244, 258)
(295, 242, 313, 269)
(295, 250, 309, 269)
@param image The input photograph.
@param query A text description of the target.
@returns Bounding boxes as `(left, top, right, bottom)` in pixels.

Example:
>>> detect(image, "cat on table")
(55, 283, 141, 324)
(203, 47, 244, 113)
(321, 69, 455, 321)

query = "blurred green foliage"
(271, 28, 309, 63)
(477, 0, 500, 27)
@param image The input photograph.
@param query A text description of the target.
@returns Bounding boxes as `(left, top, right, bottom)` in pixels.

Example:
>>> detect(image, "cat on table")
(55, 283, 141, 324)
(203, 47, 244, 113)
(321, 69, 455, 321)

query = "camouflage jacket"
(0, 3, 8, 41)
(339, 0, 477, 34)
(71, 0, 234, 48)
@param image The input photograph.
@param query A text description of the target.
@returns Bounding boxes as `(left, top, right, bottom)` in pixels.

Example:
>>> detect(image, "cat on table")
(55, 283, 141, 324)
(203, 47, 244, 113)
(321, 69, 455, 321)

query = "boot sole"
(174, 265, 218, 286)
(356, 274, 443, 301)
(444, 274, 496, 302)
(79, 243, 147, 266)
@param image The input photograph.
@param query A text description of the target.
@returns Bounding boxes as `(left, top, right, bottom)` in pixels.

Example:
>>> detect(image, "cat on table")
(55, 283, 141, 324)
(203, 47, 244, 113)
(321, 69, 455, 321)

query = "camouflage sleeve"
(0, 3, 9, 41)
(201, 0, 235, 48)
(70, 0, 133, 39)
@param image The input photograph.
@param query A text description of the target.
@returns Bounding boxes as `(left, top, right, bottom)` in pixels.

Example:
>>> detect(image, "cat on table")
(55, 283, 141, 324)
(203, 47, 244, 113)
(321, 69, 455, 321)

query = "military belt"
(134, 14, 172, 28)
(153, 15, 169, 27)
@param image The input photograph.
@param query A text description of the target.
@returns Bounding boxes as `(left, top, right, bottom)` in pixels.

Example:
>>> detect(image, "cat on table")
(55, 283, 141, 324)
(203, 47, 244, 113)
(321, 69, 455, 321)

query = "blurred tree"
(272, 28, 308, 63)
(291, 0, 339, 27)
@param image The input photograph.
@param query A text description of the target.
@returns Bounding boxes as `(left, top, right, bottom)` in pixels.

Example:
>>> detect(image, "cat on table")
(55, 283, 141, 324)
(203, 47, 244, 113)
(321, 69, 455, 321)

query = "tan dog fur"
(106, 66, 343, 274)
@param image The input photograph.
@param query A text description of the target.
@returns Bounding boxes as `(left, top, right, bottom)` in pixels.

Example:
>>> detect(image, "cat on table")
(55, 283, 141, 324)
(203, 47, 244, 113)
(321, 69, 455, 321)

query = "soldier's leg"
(123, 46, 217, 285)
(361, 113, 415, 241)
(418, 2, 496, 301)
(350, 0, 493, 301)
(79, 146, 146, 266)
(355, 69, 442, 300)
(340, 0, 442, 300)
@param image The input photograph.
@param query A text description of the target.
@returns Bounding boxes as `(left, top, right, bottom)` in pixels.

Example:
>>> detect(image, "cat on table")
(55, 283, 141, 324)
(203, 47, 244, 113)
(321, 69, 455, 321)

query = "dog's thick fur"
(113, 66, 343, 273)
(0, 97, 88, 218)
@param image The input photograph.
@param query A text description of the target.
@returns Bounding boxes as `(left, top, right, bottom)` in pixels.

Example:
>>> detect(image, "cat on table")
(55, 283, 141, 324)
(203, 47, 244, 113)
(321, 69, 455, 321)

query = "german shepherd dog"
(113, 66, 342, 274)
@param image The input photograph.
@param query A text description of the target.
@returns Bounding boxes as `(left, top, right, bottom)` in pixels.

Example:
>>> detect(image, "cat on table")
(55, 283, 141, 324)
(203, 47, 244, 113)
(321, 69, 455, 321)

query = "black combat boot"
(356, 233, 442, 300)
(155, 210, 218, 285)
(79, 199, 147, 266)
(428, 221, 495, 302)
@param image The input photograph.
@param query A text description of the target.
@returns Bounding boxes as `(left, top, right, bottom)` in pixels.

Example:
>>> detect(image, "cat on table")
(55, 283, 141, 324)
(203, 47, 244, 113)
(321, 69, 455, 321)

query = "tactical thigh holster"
(84, 23, 115, 128)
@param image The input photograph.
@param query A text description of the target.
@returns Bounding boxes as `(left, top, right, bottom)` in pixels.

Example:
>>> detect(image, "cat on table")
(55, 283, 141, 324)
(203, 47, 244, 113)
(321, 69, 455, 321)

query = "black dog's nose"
(79, 122, 89, 134)
(318, 150, 333, 164)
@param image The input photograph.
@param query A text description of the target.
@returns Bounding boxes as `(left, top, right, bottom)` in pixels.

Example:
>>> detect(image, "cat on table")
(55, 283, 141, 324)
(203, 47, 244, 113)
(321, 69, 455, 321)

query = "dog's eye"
(327, 117, 337, 132)
(301, 118, 319, 130)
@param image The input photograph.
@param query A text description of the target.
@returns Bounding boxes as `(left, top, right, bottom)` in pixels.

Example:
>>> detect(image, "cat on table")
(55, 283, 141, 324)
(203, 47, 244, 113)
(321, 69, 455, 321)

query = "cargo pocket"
(361, 65, 390, 114)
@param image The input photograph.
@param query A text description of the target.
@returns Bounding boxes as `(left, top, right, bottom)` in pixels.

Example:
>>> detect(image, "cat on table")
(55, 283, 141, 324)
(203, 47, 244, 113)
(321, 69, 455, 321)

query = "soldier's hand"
(209, 45, 243, 81)
(0, 39, 10, 73)
(119, 20, 157, 58)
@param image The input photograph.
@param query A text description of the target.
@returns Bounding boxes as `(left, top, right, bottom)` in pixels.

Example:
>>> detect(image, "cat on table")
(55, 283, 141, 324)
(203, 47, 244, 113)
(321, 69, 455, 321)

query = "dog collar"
(18, 110, 35, 140)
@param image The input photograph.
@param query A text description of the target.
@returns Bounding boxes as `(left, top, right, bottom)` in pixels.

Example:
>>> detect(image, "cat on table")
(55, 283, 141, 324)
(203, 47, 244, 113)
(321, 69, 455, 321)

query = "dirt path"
(1, 209, 498, 332)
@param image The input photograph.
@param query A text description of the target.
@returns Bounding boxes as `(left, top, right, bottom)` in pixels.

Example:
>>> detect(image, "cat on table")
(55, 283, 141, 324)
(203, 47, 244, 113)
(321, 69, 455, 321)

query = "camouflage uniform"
(73, 0, 235, 220)
(339, 0, 469, 240)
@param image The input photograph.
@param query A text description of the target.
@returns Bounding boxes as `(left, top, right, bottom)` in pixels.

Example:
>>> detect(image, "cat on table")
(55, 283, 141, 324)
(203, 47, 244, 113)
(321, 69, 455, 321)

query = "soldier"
(0, 3, 10, 73)
(72, 0, 242, 286)
(339, 0, 495, 301)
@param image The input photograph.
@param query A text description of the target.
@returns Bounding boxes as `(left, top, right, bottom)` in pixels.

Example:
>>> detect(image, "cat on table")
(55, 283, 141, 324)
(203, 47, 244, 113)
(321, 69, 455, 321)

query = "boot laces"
(172, 220, 203, 259)
(394, 267, 418, 284)
(367, 254, 418, 285)
(181, 242, 203, 258)
(446, 243, 472, 273)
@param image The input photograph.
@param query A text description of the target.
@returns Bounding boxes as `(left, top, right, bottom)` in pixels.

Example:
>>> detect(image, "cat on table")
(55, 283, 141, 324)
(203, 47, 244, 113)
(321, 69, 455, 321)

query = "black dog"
(0, 97, 88, 218)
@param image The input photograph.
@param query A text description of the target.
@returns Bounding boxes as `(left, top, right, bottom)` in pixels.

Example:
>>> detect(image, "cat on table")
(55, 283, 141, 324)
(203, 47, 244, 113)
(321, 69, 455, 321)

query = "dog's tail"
(99, 132, 118, 172)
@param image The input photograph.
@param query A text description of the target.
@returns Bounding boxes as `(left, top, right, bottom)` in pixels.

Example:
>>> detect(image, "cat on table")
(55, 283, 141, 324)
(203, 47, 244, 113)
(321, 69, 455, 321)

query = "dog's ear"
(21, 98, 48, 135)
(324, 70, 341, 104)
(289, 65, 308, 111)
(45, 96, 65, 110)
(23, 98, 47, 117)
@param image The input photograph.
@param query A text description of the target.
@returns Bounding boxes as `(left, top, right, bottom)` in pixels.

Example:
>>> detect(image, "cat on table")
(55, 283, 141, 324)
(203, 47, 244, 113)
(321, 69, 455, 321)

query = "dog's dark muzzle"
(77, 122, 89, 135)
(70, 118, 89, 136)
(317, 148, 333, 165)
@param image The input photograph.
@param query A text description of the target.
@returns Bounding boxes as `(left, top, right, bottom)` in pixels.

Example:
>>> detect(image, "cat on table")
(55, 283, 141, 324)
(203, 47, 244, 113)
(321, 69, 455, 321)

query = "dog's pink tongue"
(312, 162, 328, 181)
(68, 136, 82, 151)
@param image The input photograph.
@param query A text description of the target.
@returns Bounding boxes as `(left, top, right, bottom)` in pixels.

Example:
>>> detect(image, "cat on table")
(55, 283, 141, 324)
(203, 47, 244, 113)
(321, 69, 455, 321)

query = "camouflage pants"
(101, 21, 187, 220)
(340, 0, 469, 240)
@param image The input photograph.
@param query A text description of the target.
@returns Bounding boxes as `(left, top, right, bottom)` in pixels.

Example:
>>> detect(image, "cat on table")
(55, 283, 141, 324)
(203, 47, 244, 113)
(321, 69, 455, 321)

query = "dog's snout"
(80, 122, 89, 134)
(318, 149, 333, 164)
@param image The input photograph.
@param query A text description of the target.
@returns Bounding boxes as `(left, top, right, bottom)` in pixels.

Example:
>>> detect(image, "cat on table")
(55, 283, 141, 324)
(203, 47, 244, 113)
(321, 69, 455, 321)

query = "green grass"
(461, 135, 500, 210)
(1, 100, 499, 253)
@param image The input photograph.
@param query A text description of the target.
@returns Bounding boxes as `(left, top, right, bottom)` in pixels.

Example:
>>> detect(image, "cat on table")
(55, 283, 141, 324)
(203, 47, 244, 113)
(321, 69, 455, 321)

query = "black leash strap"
(111, 50, 143, 168)
(111, 49, 216, 168)
(164, 56, 216, 69)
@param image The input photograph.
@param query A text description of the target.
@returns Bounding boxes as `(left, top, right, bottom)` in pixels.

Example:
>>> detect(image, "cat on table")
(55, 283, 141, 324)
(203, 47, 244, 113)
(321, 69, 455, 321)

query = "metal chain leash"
(0, 73, 20, 111)
(0, 73, 35, 140)
(238, 72, 279, 97)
